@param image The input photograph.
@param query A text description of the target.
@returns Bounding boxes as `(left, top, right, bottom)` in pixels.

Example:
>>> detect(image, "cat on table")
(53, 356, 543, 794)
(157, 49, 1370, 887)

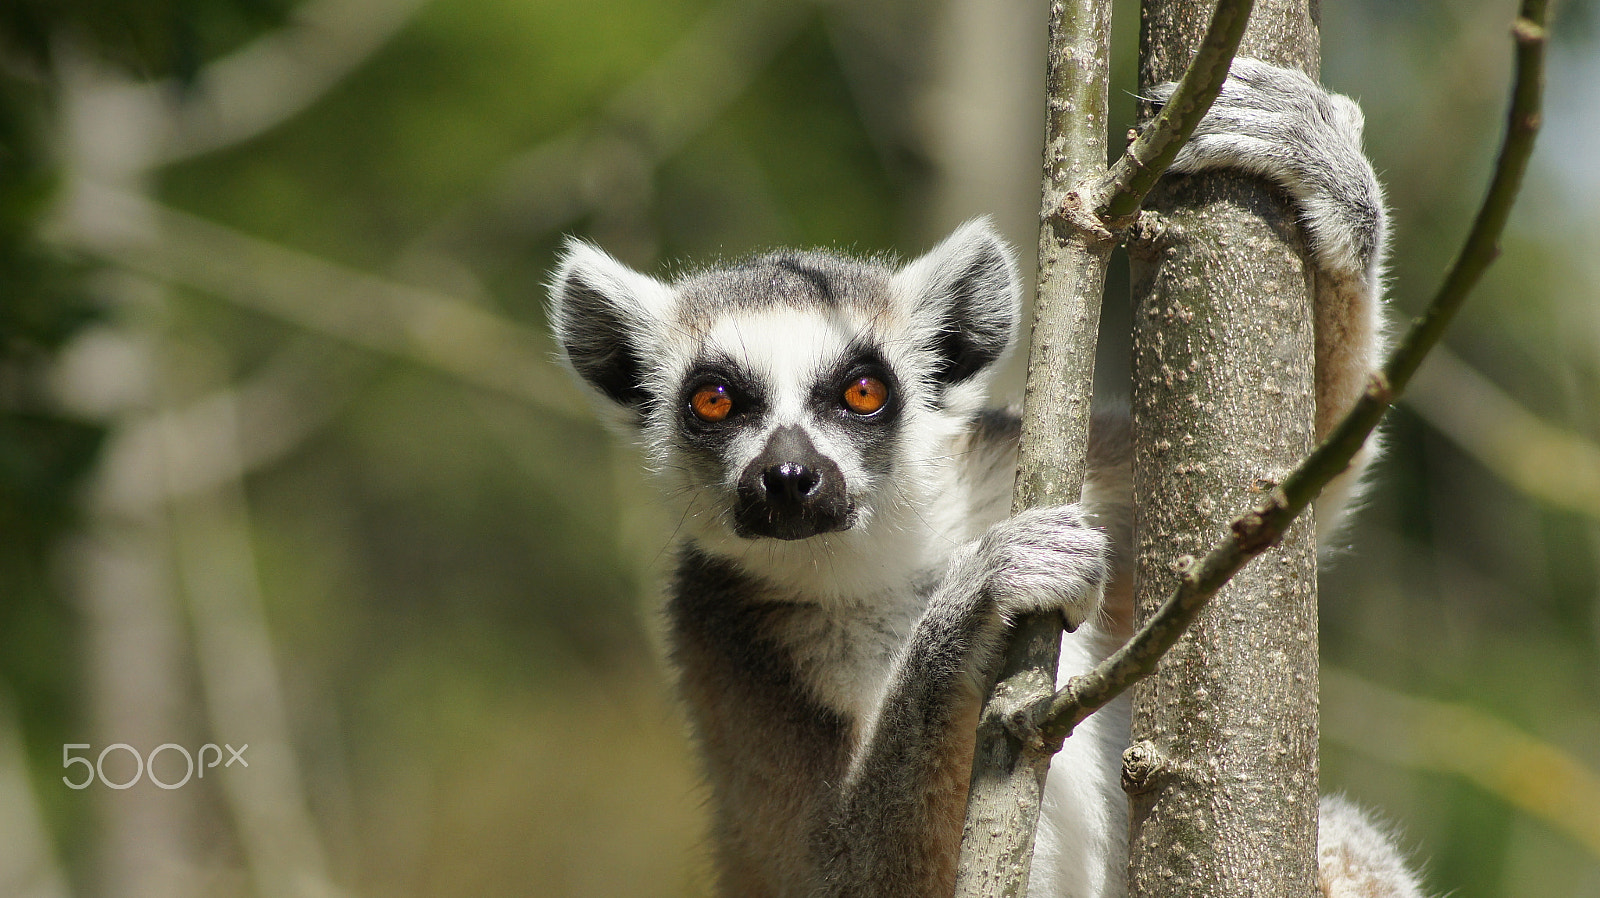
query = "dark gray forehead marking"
(774, 257, 836, 304)
(672, 250, 896, 324)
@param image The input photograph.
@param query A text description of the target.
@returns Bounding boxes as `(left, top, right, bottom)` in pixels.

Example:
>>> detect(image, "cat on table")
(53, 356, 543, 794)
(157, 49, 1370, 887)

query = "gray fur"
(674, 251, 893, 318)
(549, 58, 1421, 898)
(814, 506, 1109, 895)
(1154, 58, 1386, 285)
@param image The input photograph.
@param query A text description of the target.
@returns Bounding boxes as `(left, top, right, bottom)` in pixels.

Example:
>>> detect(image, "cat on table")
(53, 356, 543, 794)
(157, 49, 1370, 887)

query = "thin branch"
(1033, 0, 1548, 743)
(953, 0, 1114, 893)
(1095, 0, 1256, 224)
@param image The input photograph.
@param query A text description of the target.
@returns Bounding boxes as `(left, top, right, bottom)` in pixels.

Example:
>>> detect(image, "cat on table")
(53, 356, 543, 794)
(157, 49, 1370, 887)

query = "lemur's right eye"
(690, 384, 735, 422)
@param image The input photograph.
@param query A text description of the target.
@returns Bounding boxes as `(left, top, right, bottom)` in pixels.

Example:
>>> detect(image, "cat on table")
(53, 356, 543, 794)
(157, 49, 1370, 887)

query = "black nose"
(763, 463, 821, 505)
(734, 425, 854, 540)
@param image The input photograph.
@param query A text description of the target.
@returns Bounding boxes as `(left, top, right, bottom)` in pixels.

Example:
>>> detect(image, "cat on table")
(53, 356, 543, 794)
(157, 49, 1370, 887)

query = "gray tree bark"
(1125, 1, 1322, 895)
(953, 2, 1114, 894)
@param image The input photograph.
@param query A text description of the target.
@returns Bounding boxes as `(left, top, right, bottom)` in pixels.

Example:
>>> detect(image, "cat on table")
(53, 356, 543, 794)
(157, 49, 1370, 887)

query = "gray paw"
(966, 504, 1111, 631)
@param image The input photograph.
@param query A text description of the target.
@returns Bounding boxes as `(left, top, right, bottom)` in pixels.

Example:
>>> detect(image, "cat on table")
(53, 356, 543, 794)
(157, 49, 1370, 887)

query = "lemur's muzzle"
(734, 425, 855, 540)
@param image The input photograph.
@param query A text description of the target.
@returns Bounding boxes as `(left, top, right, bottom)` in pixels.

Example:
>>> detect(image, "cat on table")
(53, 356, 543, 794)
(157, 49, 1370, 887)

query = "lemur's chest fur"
(759, 586, 928, 727)
(668, 506, 966, 751)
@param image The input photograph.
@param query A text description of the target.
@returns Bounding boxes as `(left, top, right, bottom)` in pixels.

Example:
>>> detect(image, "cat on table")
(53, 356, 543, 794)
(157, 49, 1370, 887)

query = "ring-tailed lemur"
(549, 59, 1423, 898)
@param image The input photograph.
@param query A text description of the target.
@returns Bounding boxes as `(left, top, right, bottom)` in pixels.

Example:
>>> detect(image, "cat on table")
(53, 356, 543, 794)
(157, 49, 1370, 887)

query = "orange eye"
(843, 376, 889, 416)
(690, 384, 735, 422)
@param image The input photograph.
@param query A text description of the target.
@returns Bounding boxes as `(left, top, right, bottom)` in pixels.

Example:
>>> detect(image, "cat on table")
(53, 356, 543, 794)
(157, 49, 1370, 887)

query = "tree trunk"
(1125, 1, 1322, 895)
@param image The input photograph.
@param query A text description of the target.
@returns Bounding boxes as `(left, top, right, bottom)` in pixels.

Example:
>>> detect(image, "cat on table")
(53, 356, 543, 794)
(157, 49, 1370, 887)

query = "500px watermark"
(62, 743, 248, 790)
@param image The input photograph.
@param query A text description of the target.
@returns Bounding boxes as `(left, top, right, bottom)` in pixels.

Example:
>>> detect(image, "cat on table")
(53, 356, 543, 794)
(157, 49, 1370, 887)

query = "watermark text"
(63, 743, 248, 789)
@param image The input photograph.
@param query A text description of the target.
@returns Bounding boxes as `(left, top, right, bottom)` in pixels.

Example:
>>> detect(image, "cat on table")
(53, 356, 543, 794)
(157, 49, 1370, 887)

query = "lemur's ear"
(548, 239, 674, 408)
(893, 218, 1020, 385)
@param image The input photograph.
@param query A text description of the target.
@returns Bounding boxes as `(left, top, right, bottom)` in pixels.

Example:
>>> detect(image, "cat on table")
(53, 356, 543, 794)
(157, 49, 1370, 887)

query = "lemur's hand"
(948, 504, 1110, 633)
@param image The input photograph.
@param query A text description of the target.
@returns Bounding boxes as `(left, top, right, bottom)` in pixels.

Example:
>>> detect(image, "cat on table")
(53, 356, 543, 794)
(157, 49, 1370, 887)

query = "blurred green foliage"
(0, 22, 93, 865)
(2, 0, 1598, 895)
(0, 0, 291, 80)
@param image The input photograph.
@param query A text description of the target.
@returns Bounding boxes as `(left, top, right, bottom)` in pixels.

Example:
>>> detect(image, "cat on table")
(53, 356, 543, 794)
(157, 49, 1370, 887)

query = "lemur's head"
(549, 219, 1019, 552)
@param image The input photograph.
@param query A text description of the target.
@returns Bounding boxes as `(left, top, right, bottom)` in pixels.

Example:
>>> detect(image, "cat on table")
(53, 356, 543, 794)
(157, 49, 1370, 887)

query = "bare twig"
(1095, 0, 1256, 223)
(1034, 0, 1549, 744)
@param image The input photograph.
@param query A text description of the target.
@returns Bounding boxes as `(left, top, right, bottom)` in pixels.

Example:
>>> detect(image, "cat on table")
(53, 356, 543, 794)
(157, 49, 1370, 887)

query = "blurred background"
(2, 0, 1598, 895)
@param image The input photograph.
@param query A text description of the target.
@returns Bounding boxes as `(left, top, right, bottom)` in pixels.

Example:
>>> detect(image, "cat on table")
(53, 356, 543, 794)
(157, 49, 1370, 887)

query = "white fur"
(648, 305, 980, 603)
(890, 218, 1022, 417)
(1317, 796, 1428, 898)
(1035, 627, 1132, 898)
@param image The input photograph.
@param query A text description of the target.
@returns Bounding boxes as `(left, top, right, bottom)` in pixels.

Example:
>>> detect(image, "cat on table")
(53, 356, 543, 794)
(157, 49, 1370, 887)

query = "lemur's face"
(666, 302, 904, 541)
(549, 220, 1020, 546)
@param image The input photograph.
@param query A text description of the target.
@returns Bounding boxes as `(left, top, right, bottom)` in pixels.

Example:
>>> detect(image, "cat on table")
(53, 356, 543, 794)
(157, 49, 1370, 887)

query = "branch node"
(1125, 211, 1174, 261)
(1121, 740, 1169, 795)
(1512, 17, 1547, 46)
(1364, 370, 1395, 405)
(985, 674, 1059, 756)
(1051, 190, 1117, 245)
(1230, 494, 1285, 554)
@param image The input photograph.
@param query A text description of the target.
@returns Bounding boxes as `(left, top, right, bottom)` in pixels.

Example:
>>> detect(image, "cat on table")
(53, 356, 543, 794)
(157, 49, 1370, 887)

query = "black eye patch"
(810, 347, 901, 426)
(677, 358, 765, 448)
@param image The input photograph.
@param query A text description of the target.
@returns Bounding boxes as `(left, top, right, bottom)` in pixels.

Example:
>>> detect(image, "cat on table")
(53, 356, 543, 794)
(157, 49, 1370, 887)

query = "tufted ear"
(892, 218, 1021, 385)
(547, 239, 675, 408)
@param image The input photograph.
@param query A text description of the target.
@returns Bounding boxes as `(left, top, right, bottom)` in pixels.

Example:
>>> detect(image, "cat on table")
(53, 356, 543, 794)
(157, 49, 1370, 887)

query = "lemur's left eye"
(842, 376, 889, 416)
(690, 383, 735, 422)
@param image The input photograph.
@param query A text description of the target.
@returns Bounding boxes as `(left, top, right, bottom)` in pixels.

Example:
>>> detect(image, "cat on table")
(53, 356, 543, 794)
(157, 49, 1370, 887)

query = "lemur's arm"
(813, 506, 1110, 897)
(1153, 57, 1390, 536)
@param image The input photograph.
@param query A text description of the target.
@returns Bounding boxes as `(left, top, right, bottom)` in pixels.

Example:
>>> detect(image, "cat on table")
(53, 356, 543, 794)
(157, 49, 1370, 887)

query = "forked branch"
(1094, 0, 1255, 222)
